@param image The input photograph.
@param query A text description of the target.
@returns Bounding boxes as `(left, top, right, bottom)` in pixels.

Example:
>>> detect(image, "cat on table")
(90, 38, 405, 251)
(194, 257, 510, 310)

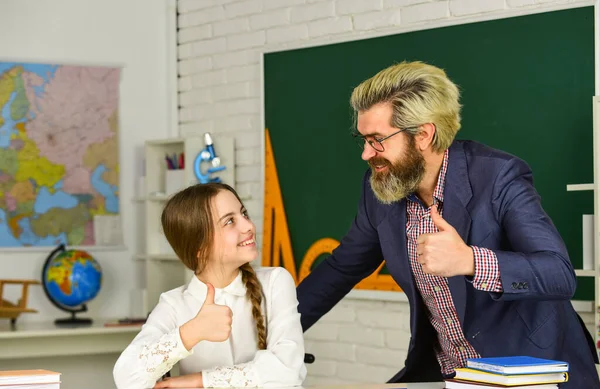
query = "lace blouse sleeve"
(113, 295, 192, 389)
(202, 362, 259, 387)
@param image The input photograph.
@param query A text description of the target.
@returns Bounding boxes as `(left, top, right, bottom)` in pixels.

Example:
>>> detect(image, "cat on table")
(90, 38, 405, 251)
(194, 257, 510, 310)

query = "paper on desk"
(93, 215, 123, 246)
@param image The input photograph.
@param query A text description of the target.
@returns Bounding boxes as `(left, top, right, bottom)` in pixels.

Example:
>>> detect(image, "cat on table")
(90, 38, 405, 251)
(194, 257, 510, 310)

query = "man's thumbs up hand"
(430, 203, 454, 232)
(416, 205, 475, 277)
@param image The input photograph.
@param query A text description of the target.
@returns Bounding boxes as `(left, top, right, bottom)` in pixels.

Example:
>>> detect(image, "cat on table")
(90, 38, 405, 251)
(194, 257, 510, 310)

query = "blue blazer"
(297, 140, 599, 388)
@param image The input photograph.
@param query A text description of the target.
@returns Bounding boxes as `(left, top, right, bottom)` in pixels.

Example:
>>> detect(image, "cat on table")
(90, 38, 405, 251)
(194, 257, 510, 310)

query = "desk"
(147, 384, 445, 389)
(0, 320, 141, 359)
(0, 324, 446, 389)
(168, 385, 445, 389)
(309, 385, 444, 389)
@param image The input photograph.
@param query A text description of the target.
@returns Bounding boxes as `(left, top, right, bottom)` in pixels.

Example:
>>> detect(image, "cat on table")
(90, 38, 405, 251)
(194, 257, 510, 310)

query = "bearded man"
(296, 61, 600, 388)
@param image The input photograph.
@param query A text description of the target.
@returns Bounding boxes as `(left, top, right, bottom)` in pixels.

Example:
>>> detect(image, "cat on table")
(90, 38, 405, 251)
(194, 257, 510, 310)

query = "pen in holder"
(165, 153, 185, 196)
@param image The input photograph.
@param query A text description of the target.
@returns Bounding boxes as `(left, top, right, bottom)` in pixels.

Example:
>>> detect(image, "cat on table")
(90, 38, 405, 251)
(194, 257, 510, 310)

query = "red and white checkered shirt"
(405, 149, 503, 375)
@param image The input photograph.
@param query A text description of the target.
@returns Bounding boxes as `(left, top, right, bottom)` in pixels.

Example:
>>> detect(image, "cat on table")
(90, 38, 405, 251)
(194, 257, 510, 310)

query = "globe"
(42, 244, 102, 326)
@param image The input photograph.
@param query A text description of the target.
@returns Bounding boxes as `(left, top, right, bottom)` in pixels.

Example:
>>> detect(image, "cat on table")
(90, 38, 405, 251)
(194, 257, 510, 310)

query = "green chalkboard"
(264, 7, 595, 300)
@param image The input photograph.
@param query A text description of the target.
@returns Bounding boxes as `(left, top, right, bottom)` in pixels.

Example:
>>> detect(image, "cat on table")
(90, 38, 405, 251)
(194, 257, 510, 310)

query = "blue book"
(466, 356, 569, 375)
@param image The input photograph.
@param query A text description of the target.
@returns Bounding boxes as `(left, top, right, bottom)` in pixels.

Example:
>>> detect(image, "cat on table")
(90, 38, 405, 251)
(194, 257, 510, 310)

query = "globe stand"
(54, 308, 93, 327)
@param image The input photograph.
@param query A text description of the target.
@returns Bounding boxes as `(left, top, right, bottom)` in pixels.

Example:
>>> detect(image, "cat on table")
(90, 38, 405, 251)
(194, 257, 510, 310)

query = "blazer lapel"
(379, 200, 409, 275)
(379, 200, 419, 312)
(443, 142, 473, 326)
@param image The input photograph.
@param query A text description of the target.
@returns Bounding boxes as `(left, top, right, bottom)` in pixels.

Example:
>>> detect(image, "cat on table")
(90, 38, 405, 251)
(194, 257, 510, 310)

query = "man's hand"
(180, 283, 233, 350)
(416, 205, 475, 277)
(153, 373, 203, 388)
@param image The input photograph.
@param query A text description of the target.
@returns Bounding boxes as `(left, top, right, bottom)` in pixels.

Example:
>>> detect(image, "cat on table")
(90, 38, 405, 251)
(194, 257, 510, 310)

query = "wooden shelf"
(0, 320, 140, 360)
(147, 254, 179, 261)
(132, 195, 170, 202)
(148, 195, 170, 202)
(145, 138, 185, 146)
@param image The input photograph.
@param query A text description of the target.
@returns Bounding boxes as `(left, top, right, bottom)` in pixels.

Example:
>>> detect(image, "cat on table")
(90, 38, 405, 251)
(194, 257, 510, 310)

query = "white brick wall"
(176, 0, 590, 384)
(303, 296, 410, 384)
(302, 295, 594, 385)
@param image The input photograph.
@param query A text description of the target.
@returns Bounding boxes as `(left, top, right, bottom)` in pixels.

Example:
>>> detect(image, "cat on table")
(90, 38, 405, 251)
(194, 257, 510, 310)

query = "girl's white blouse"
(113, 267, 307, 389)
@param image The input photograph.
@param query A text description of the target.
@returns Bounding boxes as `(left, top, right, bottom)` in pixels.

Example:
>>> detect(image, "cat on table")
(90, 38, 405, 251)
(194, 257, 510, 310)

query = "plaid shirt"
(406, 149, 503, 375)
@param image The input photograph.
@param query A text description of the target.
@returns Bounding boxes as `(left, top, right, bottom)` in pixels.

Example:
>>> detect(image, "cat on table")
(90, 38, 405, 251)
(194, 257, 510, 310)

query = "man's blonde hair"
(350, 61, 461, 152)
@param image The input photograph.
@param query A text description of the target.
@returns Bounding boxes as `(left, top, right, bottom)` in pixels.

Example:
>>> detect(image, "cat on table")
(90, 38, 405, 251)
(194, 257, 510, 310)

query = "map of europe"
(0, 63, 120, 247)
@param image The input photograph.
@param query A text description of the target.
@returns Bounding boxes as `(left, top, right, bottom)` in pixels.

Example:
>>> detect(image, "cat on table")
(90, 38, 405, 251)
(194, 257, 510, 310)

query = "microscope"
(193, 132, 226, 184)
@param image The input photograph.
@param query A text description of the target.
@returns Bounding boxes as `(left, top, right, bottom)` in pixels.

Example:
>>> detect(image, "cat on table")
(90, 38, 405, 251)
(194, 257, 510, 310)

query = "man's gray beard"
(369, 169, 422, 204)
(367, 134, 426, 204)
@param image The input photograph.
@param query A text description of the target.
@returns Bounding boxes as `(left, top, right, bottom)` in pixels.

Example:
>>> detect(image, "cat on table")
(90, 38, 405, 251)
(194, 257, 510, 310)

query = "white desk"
(309, 385, 444, 389)
(0, 324, 447, 389)
(143, 384, 445, 389)
(0, 320, 141, 359)
(166, 385, 445, 389)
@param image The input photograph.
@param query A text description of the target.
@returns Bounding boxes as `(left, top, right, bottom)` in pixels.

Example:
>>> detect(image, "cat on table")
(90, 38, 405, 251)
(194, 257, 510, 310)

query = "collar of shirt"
(406, 149, 449, 207)
(185, 270, 247, 302)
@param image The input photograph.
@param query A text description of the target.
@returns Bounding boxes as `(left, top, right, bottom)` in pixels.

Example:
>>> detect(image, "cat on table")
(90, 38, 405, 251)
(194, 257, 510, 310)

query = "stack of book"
(0, 370, 61, 389)
(445, 356, 569, 388)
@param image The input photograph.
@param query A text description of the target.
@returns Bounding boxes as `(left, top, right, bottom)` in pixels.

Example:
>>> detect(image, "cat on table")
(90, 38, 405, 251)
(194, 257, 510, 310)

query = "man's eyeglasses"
(353, 127, 418, 152)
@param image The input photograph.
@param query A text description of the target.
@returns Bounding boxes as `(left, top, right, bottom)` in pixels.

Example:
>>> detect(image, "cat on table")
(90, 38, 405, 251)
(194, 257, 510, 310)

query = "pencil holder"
(165, 170, 185, 196)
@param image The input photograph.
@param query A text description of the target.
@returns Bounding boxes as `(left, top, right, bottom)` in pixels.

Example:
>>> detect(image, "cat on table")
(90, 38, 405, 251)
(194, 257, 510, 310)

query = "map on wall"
(0, 62, 122, 247)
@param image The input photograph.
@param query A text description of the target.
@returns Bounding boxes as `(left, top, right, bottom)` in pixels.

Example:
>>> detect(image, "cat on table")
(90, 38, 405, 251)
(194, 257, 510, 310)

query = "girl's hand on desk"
(153, 373, 203, 388)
